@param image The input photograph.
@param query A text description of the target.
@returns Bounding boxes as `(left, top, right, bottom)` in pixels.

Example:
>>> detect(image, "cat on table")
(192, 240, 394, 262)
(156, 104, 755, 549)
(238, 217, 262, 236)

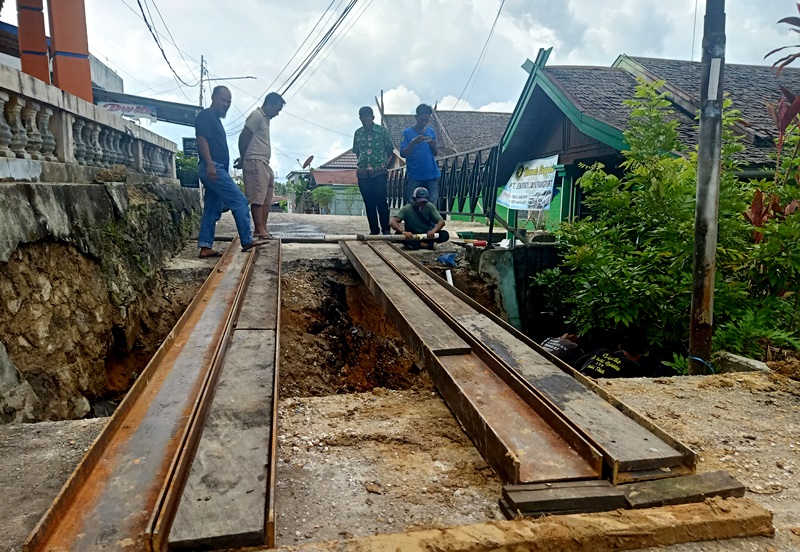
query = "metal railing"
(388, 144, 501, 240)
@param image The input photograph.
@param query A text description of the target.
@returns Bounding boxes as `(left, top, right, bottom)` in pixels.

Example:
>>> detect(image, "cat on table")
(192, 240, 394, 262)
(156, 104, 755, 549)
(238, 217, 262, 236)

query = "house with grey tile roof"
(384, 111, 512, 158)
(499, 48, 795, 227)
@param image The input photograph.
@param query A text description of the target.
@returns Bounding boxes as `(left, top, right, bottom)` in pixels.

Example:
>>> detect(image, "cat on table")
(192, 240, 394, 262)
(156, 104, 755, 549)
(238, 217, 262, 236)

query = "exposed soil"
(606, 371, 800, 551)
(279, 261, 422, 397)
(3, 237, 800, 552)
(0, 418, 107, 552)
(275, 388, 503, 546)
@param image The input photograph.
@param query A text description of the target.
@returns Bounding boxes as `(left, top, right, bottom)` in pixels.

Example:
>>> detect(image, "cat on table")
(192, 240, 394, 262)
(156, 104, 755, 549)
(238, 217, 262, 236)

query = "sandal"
(198, 250, 223, 258)
(241, 238, 270, 251)
(253, 232, 274, 239)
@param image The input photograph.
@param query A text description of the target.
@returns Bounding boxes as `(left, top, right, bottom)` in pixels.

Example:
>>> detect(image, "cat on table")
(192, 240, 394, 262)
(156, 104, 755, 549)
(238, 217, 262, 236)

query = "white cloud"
(383, 85, 421, 114)
(478, 101, 516, 113)
(436, 95, 473, 111)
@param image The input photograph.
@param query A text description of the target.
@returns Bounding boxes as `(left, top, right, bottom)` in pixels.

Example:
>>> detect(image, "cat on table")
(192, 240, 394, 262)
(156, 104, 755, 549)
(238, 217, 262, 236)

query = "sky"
(0, 0, 796, 179)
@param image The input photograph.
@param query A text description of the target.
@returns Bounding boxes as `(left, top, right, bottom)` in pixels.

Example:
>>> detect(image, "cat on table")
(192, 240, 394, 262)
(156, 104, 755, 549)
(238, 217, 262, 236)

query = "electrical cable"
(286, 0, 375, 101)
(453, 0, 505, 109)
(223, 0, 358, 131)
(262, 0, 339, 97)
(148, 0, 199, 79)
(89, 47, 150, 89)
(278, 0, 358, 95)
(129, 68, 197, 95)
(131, 0, 198, 87)
(220, 0, 347, 130)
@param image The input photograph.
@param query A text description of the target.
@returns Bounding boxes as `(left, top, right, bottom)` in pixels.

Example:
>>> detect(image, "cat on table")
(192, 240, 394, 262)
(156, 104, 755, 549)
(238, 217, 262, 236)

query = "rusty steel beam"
(343, 241, 600, 484)
(372, 243, 697, 484)
(24, 240, 254, 552)
(146, 244, 259, 551)
(366, 243, 602, 481)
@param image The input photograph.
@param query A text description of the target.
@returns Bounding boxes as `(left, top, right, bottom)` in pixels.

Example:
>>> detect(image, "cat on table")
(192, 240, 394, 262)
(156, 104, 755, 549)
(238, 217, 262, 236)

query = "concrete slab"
(212, 211, 490, 242)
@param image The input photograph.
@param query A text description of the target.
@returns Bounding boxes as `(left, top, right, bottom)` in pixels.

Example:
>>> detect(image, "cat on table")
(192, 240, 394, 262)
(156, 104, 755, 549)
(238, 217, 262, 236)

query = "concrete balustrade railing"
(0, 63, 177, 183)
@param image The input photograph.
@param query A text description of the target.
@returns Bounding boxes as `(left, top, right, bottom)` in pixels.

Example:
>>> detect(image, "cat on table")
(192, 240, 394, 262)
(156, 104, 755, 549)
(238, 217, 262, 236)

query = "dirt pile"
(280, 262, 421, 397)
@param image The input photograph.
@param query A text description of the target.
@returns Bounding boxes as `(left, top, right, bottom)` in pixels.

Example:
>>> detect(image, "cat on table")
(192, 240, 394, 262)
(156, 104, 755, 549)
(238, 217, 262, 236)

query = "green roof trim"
(502, 47, 628, 155)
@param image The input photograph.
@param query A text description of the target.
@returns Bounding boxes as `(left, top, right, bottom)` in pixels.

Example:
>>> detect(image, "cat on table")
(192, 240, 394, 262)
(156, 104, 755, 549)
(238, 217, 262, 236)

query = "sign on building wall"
(496, 155, 559, 211)
(182, 137, 199, 158)
(98, 102, 157, 122)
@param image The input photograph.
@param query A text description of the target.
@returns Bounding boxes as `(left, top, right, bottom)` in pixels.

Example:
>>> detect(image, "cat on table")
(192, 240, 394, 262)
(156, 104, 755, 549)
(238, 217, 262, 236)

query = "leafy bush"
(311, 185, 336, 214)
(535, 79, 800, 362)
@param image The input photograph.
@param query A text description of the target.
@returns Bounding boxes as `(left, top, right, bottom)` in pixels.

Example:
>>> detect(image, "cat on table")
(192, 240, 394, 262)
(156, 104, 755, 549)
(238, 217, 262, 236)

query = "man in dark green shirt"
(390, 187, 450, 250)
(353, 106, 395, 235)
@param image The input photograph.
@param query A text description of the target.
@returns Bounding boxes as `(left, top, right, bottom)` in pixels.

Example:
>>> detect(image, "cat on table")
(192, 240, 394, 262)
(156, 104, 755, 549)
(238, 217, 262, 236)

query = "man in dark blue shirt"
(195, 86, 267, 257)
(399, 103, 441, 205)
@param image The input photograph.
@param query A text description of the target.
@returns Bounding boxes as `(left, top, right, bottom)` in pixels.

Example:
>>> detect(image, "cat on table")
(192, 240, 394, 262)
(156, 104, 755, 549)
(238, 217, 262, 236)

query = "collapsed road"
(15, 223, 780, 551)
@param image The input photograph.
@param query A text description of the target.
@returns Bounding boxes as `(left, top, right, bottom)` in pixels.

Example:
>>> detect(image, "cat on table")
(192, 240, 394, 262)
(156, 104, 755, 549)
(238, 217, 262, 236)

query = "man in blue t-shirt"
(195, 86, 268, 257)
(399, 104, 441, 205)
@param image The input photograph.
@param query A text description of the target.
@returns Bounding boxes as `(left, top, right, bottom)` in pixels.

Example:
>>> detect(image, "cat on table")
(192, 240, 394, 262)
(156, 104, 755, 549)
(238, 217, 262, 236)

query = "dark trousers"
(358, 172, 390, 234)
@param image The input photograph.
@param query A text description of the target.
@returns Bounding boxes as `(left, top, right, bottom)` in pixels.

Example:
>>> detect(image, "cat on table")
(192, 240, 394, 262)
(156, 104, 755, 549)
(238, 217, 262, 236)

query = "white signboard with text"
(496, 155, 559, 211)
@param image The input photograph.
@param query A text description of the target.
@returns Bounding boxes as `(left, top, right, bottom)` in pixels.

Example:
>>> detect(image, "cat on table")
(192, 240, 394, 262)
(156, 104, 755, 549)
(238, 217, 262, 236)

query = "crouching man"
(389, 187, 449, 250)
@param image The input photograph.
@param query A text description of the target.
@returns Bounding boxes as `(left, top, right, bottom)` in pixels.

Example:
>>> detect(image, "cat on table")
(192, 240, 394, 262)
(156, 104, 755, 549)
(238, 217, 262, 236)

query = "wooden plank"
(504, 480, 613, 494)
(499, 498, 618, 520)
(622, 470, 745, 509)
(503, 482, 626, 513)
(169, 330, 277, 550)
(456, 313, 684, 472)
(371, 243, 685, 472)
(278, 498, 773, 551)
(236, 241, 280, 330)
(435, 354, 598, 484)
(341, 241, 470, 356)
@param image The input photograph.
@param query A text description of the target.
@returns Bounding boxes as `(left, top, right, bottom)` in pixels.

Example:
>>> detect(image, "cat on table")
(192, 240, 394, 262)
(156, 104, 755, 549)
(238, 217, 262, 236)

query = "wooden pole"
(688, 0, 726, 374)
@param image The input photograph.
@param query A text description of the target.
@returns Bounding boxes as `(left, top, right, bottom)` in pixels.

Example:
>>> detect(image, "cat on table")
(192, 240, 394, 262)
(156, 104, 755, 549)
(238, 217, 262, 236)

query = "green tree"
(535, 79, 800, 365)
(342, 185, 362, 215)
(311, 185, 336, 214)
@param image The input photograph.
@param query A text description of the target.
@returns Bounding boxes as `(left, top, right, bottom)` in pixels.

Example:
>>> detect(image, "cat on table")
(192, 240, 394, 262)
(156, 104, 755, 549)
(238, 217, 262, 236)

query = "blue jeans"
(198, 161, 254, 249)
(407, 178, 439, 206)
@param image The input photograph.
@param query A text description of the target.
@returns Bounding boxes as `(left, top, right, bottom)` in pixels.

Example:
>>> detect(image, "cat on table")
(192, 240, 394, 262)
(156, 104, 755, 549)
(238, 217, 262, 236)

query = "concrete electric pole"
(688, 0, 726, 374)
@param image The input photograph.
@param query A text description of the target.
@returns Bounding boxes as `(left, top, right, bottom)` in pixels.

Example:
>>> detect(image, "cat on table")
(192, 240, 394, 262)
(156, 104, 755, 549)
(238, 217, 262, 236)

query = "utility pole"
(688, 0, 726, 374)
(198, 55, 205, 107)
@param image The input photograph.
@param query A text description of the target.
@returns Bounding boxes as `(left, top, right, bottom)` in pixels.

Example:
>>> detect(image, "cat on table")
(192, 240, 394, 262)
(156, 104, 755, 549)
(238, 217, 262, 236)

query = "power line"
(222, 0, 358, 131)
(89, 47, 150, 89)
(131, 0, 198, 87)
(284, 112, 351, 137)
(278, 0, 359, 95)
(286, 0, 375, 102)
(148, 0, 198, 79)
(262, 0, 339, 97)
(129, 68, 197, 95)
(453, 0, 505, 109)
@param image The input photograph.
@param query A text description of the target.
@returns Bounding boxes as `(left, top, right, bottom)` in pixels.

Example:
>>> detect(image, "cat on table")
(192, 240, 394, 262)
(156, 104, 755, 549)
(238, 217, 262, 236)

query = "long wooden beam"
(265, 497, 773, 552)
(369, 242, 695, 483)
